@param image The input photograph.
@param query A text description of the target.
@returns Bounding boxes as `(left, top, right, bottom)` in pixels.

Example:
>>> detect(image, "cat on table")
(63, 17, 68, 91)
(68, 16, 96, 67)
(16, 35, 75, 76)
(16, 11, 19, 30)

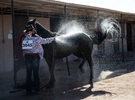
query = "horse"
(24, 17, 121, 90)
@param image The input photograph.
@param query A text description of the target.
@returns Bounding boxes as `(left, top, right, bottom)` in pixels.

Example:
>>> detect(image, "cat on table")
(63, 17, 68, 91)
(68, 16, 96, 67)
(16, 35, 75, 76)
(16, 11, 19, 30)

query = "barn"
(0, 0, 135, 79)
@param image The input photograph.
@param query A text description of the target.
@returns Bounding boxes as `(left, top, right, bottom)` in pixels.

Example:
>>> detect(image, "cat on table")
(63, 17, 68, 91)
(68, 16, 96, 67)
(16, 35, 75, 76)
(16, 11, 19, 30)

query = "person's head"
(23, 25, 35, 34)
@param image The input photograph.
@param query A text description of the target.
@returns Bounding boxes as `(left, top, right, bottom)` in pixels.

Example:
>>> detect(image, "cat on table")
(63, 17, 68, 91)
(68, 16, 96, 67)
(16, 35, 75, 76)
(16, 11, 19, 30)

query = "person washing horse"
(20, 24, 55, 95)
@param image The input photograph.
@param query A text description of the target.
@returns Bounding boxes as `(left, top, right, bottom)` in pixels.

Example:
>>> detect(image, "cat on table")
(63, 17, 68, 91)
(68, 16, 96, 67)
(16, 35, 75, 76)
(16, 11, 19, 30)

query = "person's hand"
(48, 38, 55, 44)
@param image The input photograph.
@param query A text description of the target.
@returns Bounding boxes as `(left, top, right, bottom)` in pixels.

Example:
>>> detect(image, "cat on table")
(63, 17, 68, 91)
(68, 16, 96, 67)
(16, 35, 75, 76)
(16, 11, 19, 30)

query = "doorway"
(14, 15, 28, 68)
(126, 23, 132, 51)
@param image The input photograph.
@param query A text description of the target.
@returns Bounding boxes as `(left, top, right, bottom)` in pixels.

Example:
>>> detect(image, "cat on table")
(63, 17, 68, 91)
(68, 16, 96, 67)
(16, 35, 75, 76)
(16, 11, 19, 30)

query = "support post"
(11, 0, 17, 87)
(121, 14, 125, 62)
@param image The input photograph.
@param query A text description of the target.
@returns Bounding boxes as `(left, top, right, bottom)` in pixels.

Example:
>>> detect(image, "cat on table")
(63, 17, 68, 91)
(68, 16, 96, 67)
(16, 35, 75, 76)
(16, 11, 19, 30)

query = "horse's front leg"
(45, 57, 55, 88)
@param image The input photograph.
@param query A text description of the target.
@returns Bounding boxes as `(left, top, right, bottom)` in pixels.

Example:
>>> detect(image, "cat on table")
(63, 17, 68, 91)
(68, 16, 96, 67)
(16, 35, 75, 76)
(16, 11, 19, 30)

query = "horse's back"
(56, 32, 92, 48)
(54, 33, 93, 58)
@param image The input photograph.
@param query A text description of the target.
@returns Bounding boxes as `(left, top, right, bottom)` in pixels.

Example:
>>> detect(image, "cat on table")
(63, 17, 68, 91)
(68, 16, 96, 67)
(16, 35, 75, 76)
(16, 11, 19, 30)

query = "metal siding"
(0, 15, 4, 73)
(0, 15, 14, 73)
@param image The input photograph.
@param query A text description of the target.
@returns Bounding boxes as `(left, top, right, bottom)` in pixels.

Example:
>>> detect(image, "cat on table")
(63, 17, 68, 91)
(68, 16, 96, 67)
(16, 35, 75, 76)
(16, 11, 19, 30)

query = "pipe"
(64, 4, 70, 76)
(11, 0, 17, 87)
(1, 8, 5, 44)
(64, 4, 67, 21)
(1, 7, 5, 73)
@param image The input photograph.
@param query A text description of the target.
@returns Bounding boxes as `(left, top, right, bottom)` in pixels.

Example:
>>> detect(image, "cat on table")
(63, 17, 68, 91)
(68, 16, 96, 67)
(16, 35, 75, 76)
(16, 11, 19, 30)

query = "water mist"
(56, 20, 86, 37)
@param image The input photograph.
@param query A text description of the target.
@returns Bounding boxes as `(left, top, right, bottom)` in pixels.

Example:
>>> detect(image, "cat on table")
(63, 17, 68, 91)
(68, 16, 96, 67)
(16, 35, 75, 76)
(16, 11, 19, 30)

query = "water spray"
(56, 20, 86, 37)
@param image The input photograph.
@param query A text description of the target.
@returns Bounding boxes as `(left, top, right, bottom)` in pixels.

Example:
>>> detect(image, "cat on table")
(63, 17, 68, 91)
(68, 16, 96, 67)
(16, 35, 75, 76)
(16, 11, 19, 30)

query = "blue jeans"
(25, 54, 40, 93)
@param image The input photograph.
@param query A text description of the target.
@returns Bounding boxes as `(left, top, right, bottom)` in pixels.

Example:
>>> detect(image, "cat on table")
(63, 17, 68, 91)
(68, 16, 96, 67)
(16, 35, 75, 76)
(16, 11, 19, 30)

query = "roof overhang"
(0, 0, 135, 21)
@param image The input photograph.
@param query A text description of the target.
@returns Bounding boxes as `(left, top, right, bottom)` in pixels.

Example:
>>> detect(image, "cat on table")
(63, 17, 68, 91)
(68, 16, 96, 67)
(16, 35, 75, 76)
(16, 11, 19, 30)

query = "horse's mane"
(36, 21, 56, 36)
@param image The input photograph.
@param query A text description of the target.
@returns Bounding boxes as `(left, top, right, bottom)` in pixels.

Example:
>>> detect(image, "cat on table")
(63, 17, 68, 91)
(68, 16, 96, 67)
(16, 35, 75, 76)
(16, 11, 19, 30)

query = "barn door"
(126, 23, 132, 51)
(0, 15, 13, 73)
(13, 15, 28, 85)
(14, 15, 28, 68)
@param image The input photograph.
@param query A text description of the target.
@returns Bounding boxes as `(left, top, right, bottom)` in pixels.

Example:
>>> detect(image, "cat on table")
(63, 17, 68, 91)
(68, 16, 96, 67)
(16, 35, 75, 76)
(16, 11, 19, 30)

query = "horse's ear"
(33, 18, 36, 23)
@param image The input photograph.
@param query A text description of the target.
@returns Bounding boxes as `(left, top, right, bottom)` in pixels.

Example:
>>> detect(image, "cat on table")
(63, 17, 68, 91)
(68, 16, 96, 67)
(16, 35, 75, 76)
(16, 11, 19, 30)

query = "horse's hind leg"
(79, 58, 86, 73)
(73, 52, 86, 73)
(82, 48, 94, 90)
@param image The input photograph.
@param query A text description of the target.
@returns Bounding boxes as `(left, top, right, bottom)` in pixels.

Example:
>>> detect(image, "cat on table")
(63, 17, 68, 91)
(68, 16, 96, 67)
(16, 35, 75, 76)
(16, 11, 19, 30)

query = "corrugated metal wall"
(0, 15, 13, 73)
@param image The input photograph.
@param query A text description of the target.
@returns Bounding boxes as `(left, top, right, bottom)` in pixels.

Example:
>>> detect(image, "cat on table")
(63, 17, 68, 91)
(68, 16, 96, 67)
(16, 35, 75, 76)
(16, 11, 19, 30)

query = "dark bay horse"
(25, 17, 121, 90)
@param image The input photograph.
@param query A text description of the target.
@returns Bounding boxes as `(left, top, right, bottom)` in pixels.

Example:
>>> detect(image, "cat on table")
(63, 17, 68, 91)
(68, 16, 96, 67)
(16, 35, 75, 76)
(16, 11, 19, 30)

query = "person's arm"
(40, 37, 55, 44)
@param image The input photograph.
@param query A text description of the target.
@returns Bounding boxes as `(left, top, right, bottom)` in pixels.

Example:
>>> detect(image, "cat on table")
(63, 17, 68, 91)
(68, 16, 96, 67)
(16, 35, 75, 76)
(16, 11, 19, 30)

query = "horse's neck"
(36, 23, 53, 38)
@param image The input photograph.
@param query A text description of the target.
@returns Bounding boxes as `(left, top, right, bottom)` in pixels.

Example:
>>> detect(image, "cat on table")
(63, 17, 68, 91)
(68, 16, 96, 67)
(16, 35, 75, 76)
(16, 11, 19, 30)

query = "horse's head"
(24, 18, 53, 38)
(24, 18, 37, 33)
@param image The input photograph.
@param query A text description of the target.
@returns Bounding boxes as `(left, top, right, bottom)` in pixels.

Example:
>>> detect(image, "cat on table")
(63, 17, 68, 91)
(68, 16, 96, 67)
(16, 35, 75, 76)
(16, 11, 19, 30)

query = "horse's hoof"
(79, 68, 85, 73)
(88, 86, 93, 92)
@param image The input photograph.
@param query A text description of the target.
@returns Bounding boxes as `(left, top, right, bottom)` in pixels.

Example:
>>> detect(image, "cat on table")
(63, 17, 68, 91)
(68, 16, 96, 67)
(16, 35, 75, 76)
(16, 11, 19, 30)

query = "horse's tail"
(91, 17, 121, 45)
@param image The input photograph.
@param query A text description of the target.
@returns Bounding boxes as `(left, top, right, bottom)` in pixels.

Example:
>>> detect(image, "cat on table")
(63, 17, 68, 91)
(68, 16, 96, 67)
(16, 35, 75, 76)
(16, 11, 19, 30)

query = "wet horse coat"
(25, 17, 121, 90)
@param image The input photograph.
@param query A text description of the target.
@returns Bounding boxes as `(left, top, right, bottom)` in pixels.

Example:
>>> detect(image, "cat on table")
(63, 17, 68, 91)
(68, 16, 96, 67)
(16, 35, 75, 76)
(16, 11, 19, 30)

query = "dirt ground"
(89, 71, 135, 100)
(0, 54, 135, 100)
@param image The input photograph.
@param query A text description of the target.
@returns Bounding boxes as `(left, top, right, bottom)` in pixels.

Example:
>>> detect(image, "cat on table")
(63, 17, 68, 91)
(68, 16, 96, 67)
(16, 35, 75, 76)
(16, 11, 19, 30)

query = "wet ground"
(0, 52, 135, 100)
